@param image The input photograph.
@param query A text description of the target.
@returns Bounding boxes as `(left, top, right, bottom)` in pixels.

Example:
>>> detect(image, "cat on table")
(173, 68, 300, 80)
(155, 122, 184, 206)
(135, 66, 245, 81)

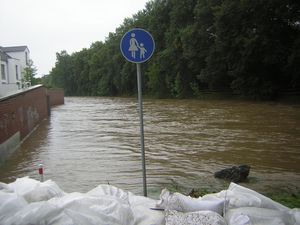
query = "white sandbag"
(64, 198, 133, 225)
(87, 184, 130, 204)
(88, 184, 165, 225)
(7, 177, 65, 202)
(129, 195, 165, 225)
(88, 185, 165, 225)
(3, 191, 135, 225)
(0, 182, 12, 192)
(23, 179, 65, 202)
(0, 192, 28, 222)
(165, 210, 227, 225)
(3, 201, 62, 225)
(48, 192, 85, 208)
(7, 176, 40, 197)
(203, 183, 290, 211)
(227, 183, 289, 211)
(225, 207, 296, 225)
(289, 208, 300, 224)
(157, 189, 225, 215)
(204, 189, 262, 209)
(50, 189, 135, 225)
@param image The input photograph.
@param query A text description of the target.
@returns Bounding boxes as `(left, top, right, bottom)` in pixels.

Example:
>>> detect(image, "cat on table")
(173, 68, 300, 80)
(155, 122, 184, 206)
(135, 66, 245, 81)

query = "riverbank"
(151, 180, 300, 209)
(191, 187, 300, 209)
(144, 90, 300, 104)
(267, 192, 300, 208)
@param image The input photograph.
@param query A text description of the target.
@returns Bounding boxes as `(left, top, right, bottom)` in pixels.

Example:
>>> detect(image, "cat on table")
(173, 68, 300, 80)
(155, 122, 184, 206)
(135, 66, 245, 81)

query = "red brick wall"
(0, 86, 48, 143)
(48, 89, 65, 106)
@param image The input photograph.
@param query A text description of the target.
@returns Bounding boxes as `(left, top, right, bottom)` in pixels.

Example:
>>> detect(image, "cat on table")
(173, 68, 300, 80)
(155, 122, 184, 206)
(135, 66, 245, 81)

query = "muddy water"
(0, 97, 300, 197)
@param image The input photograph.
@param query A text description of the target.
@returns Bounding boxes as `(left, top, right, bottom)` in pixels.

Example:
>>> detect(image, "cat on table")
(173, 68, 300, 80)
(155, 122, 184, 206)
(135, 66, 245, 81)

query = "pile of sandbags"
(156, 183, 300, 225)
(0, 177, 164, 225)
(0, 177, 299, 225)
(220, 183, 299, 225)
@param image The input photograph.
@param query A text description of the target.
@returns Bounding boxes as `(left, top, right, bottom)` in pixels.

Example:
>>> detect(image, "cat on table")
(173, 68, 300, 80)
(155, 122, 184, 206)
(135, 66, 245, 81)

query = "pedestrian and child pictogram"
(120, 28, 155, 197)
(120, 28, 155, 63)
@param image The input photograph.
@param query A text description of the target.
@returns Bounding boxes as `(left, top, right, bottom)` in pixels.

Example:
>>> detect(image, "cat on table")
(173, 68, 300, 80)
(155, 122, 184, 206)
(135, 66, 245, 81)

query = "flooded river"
(1, 97, 300, 197)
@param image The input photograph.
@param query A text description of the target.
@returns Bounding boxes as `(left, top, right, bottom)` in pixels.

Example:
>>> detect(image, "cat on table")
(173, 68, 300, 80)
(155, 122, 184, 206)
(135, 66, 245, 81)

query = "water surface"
(1, 97, 299, 197)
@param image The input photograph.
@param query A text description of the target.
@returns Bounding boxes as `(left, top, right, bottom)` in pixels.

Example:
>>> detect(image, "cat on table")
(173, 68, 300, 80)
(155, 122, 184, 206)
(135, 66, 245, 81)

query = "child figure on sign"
(139, 43, 147, 59)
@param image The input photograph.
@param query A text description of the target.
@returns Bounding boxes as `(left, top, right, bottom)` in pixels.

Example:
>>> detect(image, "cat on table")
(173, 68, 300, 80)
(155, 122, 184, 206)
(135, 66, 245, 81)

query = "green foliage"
(22, 59, 38, 86)
(39, 74, 52, 88)
(50, 51, 76, 95)
(189, 188, 300, 208)
(266, 191, 300, 208)
(48, 0, 300, 99)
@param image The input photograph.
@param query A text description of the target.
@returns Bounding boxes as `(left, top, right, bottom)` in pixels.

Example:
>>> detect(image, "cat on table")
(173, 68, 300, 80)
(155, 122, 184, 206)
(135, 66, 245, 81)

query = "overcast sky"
(1, 0, 150, 76)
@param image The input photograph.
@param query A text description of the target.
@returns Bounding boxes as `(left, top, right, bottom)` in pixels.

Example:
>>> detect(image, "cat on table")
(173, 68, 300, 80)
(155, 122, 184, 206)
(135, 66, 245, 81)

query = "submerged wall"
(0, 85, 64, 163)
(48, 89, 64, 106)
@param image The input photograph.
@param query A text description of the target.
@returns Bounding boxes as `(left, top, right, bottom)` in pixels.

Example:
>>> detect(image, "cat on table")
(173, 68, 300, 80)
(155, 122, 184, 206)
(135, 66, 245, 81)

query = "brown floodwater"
(0, 97, 299, 197)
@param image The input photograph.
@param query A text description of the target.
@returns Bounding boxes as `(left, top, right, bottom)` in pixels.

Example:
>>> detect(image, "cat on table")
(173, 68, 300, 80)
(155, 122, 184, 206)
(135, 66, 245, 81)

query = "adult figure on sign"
(129, 33, 139, 59)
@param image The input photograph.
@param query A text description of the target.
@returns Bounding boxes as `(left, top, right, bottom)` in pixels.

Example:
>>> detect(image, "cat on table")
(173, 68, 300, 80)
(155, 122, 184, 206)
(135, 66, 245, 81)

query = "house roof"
(0, 48, 12, 62)
(1, 46, 29, 53)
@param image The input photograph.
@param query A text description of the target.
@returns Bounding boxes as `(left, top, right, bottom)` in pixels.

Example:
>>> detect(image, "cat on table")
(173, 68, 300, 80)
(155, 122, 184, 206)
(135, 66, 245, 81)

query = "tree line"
(44, 0, 300, 100)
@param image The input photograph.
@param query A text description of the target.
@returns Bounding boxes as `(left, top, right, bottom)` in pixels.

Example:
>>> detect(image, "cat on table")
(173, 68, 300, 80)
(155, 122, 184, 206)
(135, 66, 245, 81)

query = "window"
(16, 65, 19, 80)
(1, 64, 6, 81)
(25, 52, 28, 65)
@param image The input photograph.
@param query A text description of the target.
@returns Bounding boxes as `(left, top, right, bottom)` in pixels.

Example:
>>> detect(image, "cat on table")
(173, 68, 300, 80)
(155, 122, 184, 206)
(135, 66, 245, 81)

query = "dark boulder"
(214, 165, 250, 183)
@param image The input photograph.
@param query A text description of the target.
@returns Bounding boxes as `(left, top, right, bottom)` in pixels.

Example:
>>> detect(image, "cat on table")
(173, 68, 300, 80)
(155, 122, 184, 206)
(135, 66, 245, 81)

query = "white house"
(0, 46, 30, 97)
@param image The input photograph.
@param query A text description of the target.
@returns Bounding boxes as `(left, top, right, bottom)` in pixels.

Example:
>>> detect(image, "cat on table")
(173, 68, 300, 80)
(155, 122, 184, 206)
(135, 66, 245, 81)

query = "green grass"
(266, 192, 300, 209)
(148, 181, 300, 209)
(163, 185, 300, 209)
(189, 188, 300, 208)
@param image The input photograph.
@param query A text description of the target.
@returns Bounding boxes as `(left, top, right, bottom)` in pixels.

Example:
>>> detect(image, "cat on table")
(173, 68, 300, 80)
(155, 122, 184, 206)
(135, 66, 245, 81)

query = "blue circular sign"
(120, 28, 155, 63)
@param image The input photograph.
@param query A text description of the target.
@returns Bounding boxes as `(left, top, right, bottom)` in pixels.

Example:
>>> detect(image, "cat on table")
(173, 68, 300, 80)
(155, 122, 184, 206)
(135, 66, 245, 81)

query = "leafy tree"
(207, 0, 300, 99)
(50, 51, 76, 95)
(39, 74, 52, 88)
(48, 0, 300, 100)
(22, 59, 38, 86)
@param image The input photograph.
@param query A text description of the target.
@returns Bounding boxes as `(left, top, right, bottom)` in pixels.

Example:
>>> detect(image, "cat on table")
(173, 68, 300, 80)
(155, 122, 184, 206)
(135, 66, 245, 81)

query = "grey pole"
(136, 63, 147, 197)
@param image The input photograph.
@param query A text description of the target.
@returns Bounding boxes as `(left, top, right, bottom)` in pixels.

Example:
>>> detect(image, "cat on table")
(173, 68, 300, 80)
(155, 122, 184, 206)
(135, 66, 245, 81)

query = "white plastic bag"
(0, 192, 28, 222)
(7, 177, 65, 202)
(3, 201, 61, 225)
(60, 196, 133, 225)
(165, 210, 227, 225)
(129, 195, 165, 225)
(7, 176, 40, 197)
(50, 185, 135, 225)
(225, 207, 296, 225)
(157, 189, 225, 215)
(227, 183, 289, 211)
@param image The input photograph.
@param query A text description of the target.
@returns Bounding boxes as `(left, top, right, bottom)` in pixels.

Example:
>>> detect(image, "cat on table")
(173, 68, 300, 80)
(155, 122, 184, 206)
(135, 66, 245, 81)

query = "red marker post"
(39, 164, 44, 182)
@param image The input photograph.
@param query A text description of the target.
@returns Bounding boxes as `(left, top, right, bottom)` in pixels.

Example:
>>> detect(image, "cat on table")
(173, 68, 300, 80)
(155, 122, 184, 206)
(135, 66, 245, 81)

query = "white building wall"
(0, 47, 30, 97)
(0, 83, 18, 97)
(0, 60, 18, 97)
(5, 48, 30, 75)
(0, 58, 22, 97)
(8, 58, 22, 84)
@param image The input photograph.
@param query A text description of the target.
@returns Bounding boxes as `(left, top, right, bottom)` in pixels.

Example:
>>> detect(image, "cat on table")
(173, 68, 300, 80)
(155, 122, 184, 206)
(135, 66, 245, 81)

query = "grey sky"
(0, 0, 149, 76)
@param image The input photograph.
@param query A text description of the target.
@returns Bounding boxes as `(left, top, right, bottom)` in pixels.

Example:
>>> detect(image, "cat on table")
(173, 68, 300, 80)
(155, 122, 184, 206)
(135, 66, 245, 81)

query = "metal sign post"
(136, 63, 147, 196)
(120, 28, 155, 197)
